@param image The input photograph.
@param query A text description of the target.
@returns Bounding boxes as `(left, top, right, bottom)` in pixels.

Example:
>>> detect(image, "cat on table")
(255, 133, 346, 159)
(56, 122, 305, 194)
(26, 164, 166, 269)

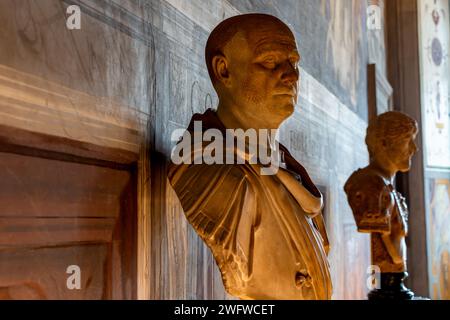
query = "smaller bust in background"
(344, 111, 418, 300)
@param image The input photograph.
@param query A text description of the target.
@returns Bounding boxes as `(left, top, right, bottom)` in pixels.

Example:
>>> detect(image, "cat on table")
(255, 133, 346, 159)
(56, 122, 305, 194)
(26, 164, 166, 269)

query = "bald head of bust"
(205, 14, 300, 130)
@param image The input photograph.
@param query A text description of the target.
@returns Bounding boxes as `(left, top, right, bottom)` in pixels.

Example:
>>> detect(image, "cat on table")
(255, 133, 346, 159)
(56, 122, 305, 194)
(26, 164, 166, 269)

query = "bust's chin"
(273, 102, 295, 122)
(398, 165, 411, 173)
(397, 159, 413, 173)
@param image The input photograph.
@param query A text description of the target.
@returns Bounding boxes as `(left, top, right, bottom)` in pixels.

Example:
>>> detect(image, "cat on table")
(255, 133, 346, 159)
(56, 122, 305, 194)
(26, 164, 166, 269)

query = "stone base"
(368, 272, 415, 300)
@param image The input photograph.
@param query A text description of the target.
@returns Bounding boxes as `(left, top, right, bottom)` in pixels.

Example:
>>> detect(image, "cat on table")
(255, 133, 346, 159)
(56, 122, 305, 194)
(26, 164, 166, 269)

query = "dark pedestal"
(368, 272, 415, 300)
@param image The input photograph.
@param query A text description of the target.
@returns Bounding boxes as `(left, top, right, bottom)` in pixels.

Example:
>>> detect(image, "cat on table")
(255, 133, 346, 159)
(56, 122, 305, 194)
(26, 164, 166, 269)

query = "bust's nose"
(281, 61, 299, 86)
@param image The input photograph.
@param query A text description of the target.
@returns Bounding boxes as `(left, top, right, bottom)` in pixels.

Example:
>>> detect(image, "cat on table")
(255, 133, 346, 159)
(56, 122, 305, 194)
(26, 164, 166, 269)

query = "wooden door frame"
(0, 65, 151, 299)
(385, 0, 429, 296)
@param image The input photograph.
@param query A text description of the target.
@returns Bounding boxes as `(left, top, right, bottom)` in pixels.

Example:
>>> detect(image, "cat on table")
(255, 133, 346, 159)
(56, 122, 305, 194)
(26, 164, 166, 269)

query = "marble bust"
(168, 14, 332, 300)
(344, 111, 418, 299)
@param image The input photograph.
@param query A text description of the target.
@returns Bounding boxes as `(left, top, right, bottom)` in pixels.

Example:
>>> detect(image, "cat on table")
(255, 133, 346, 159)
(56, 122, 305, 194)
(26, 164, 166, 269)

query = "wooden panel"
(0, 218, 115, 248)
(137, 123, 152, 300)
(117, 170, 138, 300)
(0, 152, 131, 218)
(0, 245, 108, 299)
(0, 149, 137, 299)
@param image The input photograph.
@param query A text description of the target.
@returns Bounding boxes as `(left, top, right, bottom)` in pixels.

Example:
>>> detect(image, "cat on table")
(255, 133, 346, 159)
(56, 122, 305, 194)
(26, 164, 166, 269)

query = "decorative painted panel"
(419, 0, 450, 168)
(426, 178, 450, 299)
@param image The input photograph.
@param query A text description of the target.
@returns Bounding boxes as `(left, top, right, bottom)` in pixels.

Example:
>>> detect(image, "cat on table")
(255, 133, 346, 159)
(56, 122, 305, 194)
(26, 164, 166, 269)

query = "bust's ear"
(212, 54, 231, 87)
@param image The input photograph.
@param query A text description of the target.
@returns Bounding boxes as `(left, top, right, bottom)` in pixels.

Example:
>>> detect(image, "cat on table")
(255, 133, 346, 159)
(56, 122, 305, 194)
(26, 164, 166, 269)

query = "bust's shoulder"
(344, 167, 387, 194)
(168, 163, 255, 194)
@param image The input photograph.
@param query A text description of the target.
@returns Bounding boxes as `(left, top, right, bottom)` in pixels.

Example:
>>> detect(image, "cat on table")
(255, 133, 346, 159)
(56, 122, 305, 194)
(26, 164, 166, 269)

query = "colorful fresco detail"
(427, 178, 450, 299)
(419, 0, 450, 168)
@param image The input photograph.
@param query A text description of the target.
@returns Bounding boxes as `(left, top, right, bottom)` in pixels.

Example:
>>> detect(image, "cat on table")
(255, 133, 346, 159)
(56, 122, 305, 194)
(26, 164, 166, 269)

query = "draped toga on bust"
(168, 109, 332, 300)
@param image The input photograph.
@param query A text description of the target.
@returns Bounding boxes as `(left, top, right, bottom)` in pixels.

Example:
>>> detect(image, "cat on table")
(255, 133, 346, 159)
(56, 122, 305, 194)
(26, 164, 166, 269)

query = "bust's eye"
(354, 192, 364, 204)
(261, 56, 277, 69)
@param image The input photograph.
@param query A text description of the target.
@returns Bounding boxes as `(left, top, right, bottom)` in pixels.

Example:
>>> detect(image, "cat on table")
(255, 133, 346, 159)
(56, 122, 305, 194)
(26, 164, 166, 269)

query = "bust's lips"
(274, 91, 296, 98)
(274, 87, 297, 97)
